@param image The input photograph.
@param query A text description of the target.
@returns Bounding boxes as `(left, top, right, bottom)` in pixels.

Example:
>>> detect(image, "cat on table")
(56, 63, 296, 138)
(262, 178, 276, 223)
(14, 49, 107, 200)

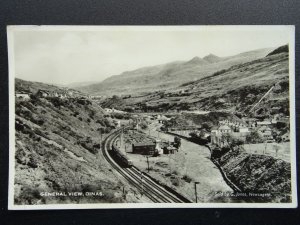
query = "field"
(242, 142, 290, 163)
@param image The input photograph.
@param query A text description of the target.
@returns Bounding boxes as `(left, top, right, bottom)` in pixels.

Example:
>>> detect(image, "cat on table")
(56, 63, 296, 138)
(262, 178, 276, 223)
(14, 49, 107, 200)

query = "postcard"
(7, 25, 297, 209)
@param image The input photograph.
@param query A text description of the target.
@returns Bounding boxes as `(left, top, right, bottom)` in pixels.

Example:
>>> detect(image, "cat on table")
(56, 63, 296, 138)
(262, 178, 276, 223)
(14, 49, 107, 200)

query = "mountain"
(203, 54, 221, 63)
(184, 56, 209, 66)
(100, 46, 289, 116)
(76, 47, 274, 96)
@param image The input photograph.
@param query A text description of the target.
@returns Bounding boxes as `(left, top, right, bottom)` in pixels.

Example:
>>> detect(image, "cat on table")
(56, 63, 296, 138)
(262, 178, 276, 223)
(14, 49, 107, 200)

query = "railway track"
(102, 128, 191, 203)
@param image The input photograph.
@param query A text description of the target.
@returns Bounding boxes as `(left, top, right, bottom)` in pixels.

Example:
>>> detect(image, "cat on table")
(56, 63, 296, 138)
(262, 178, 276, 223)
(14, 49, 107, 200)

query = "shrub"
(182, 175, 193, 183)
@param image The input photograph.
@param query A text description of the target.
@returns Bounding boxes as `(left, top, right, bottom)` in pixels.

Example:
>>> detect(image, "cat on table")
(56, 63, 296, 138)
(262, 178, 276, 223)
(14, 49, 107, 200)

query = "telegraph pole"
(194, 181, 199, 203)
(100, 130, 102, 149)
(146, 156, 150, 172)
(140, 172, 144, 196)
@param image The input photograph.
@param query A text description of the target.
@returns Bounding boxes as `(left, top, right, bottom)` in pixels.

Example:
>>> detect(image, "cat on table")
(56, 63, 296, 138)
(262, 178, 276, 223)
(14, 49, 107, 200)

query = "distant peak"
(185, 56, 208, 65)
(203, 54, 221, 63)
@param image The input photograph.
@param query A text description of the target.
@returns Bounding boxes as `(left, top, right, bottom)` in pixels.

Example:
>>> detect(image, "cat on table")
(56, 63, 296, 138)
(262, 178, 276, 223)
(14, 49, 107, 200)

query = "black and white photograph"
(7, 26, 296, 209)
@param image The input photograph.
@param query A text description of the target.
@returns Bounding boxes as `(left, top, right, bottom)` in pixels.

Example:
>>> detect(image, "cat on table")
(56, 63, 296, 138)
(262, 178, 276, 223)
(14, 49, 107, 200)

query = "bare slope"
(76, 48, 273, 95)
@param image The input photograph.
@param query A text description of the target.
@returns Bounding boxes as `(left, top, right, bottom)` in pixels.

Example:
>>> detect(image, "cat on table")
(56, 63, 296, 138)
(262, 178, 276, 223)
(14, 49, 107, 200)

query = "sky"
(10, 26, 292, 85)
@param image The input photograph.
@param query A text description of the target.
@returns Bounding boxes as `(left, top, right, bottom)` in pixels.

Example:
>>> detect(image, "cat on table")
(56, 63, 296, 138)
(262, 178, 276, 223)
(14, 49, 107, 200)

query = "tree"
(245, 130, 263, 144)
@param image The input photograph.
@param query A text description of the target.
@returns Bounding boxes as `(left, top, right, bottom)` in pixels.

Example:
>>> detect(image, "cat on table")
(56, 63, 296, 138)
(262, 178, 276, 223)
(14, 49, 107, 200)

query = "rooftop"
(218, 125, 231, 130)
(132, 142, 155, 147)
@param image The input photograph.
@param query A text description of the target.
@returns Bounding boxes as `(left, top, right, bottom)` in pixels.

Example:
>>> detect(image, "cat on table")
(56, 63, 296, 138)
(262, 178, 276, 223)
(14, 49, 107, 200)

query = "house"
(36, 90, 50, 98)
(210, 125, 232, 148)
(257, 120, 272, 127)
(258, 126, 273, 140)
(16, 93, 30, 100)
(104, 108, 114, 113)
(218, 125, 232, 133)
(132, 142, 156, 155)
(158, 115, 171, 123)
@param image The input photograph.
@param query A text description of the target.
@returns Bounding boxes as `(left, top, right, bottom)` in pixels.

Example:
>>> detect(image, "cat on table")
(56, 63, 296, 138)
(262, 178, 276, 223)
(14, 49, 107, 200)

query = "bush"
(182, 175, 193, 183)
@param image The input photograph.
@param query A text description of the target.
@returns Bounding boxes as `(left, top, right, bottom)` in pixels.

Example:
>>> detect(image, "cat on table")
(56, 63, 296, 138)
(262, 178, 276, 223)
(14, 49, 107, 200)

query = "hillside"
(76, 48, 273, 96)
(216, 148, 291, 202)
(98, 47, 289, 117)
(14, 79, 145, 204)
(15, 78, 87, 98)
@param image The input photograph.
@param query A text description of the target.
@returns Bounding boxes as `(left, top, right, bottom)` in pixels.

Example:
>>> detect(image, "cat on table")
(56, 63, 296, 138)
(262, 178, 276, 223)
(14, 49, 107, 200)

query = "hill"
(14, 79, 144, 204)
(99, 46, 289, 116)
(267, 44, 288, 56)
(76, 48, 273, 96)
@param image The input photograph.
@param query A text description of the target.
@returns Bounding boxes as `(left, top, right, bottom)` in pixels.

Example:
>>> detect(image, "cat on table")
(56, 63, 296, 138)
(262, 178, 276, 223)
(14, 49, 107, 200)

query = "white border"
(7, 25, 297, 210)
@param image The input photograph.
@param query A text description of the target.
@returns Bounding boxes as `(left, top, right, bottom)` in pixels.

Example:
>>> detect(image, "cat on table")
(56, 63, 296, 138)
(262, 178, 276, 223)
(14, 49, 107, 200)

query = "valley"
(13, 44, 292, 204)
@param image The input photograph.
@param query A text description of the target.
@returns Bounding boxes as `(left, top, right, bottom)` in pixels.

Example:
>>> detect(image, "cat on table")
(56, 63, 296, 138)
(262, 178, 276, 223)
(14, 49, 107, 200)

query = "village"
(16, 87, 290, 163)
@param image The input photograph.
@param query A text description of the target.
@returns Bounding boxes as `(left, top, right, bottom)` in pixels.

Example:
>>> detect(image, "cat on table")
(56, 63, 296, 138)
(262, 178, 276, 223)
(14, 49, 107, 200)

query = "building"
(257, 121, 272, 127)
(132, 142, 156, 155)
(158, 115, 171, 124)
(163, 146, 177, 154)
(218, 125, 232, 133)
(36, 90, 50, 98)
(16, 93, 30, 100)
(258, 126, 273, 141)
(211, 123, 250, 148)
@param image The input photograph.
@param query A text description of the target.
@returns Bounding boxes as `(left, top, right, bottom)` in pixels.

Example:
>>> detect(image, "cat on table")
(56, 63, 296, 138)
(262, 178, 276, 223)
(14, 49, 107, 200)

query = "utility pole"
(100, 131, 102, 147)
(140, 172, 144, 196)
(194, 181, 199, 203)
(168, 153, 172, 173)
(146, 156, 150, 172)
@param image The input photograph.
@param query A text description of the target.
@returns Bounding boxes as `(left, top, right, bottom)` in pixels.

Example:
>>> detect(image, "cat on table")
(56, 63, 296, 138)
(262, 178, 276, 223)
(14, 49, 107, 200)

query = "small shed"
(163, 146, 177, 154)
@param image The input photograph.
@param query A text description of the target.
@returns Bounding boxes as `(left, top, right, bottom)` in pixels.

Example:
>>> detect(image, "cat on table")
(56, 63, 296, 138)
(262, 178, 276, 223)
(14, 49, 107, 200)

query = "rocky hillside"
(14, 79, 144, 205)
(217, 147, 291, 203)
(76, 48, 273, 96)
(98, 45, 289, 117)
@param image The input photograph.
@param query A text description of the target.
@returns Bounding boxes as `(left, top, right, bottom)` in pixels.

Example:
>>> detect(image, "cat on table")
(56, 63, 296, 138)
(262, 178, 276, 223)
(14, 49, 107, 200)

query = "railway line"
(101, 128, 191, 203)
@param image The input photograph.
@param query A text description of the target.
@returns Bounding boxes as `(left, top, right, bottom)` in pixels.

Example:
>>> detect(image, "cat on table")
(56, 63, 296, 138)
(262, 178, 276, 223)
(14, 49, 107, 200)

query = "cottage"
(132, 142, 156, 155)
(158, 115, 170, 123)
(16, 93, 30, 100)
(36, 90, 50, 98)
(257, 121, 272, 127)
(218, 125, 232, 133)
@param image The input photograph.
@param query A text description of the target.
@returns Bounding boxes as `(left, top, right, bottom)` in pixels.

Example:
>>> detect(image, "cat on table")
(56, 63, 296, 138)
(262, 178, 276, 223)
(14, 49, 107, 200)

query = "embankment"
(213, 147, 291, 203)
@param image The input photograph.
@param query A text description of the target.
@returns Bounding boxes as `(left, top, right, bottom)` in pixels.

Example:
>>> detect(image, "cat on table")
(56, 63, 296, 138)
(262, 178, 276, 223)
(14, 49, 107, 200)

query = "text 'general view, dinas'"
(14, 43, 292, 205)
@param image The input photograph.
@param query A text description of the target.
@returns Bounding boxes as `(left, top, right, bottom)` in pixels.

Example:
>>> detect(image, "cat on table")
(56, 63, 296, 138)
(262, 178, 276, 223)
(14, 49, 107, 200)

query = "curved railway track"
(102, 128, 191, 203)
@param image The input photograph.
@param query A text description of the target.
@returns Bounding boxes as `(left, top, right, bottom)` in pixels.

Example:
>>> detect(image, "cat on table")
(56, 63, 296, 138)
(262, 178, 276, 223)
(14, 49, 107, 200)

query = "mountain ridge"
(75, 47, 274, 96)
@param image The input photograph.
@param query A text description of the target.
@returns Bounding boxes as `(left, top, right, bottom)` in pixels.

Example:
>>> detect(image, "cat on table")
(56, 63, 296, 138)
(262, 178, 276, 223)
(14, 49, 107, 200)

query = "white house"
(16, 93, 30, 100)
